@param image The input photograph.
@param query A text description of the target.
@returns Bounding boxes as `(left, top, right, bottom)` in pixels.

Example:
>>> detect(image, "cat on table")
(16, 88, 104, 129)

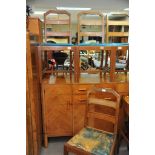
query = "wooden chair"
(77, 11, 104, 44)
(106, 13, 129, 43)
(44, 10, 72, 76)
(64, 88, 120, 155)
(44, 10, 71, 43)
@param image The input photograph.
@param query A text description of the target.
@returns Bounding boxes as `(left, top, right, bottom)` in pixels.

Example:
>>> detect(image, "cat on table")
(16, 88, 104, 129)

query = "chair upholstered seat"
(67, 127, 114, 155)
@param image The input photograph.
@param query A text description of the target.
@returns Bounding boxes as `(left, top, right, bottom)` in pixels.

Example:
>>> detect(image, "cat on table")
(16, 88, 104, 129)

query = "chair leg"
(127, 144, 129, 151)
(114, 139, 119, 155)
(64, 145, 69, 155)
(116, 132, 122, 155)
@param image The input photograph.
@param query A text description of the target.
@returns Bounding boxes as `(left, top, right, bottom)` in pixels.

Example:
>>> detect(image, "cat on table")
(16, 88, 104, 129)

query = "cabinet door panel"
(45, 93, 71, 105)
(73, 104, 86, 135)
(45, 85, 71, 95)
(46, 104, 73, 136)
(73, 93, 87, 135)
(43, 83, 73, 137)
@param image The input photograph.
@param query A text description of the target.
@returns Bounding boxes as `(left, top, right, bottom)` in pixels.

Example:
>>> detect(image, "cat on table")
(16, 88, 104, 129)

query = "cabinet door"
(73, 104, 86, 135)
(45, 93, 73, 136)
(73, 95, 87, 135)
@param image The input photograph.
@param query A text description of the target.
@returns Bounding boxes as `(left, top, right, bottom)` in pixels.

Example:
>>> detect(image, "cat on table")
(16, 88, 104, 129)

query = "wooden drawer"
(73, 95, 87, 104)
(72, 84, 94, 95)
(44, 84, 71, 95)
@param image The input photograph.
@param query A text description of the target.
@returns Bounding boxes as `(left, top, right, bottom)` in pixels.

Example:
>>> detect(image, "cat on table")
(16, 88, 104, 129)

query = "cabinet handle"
(104, 97, 112, 100)
(78, 88, 87, 91)
(78, 99, 87, 103)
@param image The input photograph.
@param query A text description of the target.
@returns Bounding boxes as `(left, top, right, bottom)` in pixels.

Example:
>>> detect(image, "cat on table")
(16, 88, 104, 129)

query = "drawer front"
(45, 84, 71, 95)
(73, 95, 87, 104)
(72, 84, 94, 95)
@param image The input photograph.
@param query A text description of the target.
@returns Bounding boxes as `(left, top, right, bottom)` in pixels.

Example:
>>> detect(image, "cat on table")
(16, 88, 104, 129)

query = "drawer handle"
(78, 88, 87, 91)
(78, 99, 87, 102)
(104, 97, 112, 100)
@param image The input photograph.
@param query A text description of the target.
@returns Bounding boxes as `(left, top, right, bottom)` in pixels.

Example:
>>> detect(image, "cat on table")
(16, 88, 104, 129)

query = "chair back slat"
(85, 87, 120, 134)
(88, 98, 116, 109)
(87, 112, 116, 124)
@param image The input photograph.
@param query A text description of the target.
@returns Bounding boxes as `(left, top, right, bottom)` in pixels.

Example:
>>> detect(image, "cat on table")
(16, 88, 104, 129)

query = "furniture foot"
(44, 134, 48, 148)
(64, 144, 69, 155)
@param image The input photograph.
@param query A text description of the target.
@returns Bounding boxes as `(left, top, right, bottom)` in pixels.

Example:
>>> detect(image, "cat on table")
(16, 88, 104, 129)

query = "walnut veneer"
(42, 79, 129, 147)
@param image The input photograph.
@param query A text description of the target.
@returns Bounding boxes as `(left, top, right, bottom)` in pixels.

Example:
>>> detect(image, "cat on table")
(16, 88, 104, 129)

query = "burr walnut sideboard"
(32, 43, 129, 147)
(41, 78, 128, 147)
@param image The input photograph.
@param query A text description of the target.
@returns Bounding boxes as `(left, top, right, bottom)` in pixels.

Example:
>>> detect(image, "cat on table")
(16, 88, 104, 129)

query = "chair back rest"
(77, 11, 104, 44)
(85, 87, 120, 134)
(106, 13, 129, 43)
(44, 10, 71, 43)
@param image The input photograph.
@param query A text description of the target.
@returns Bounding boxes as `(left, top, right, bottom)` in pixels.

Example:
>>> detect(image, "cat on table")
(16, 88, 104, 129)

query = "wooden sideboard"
(31, 43, 129, 147)
(42, 84, 73, 147)
(42, 78, 129, 147)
